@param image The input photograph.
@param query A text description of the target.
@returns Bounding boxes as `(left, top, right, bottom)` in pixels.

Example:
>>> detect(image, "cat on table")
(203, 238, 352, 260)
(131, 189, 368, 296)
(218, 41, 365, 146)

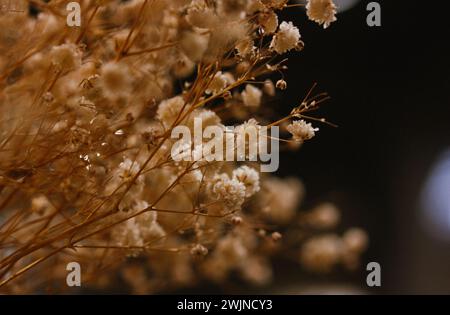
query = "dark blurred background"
(275, 0, 450, 293)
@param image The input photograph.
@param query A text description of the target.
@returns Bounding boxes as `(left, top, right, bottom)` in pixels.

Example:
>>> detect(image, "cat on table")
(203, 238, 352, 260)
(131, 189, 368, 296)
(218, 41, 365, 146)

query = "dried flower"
(263, 79, 276, 96)
(50, 43, 81, 71)
(270, 21, 301, 54)
(232, 165, 260, 197)
(271, 231, 282, 241)
(307, 202, 341, 229)
(287, 120, 319, 141)
(157, 96, 186, 128)
(260, 177, 304, 224)
(206, 71, 228, 94)
(306, 0, 338, 29)
(300, 234, 343, 272)
(242, 84, 262, 107)
(259, 11, 279, 34)
(343, 228, 368, 253)
(231, 216, 243, 225)
(276, 79, 287, 90)
(191, 244, 209, 256)
(212, 174, 246, 211)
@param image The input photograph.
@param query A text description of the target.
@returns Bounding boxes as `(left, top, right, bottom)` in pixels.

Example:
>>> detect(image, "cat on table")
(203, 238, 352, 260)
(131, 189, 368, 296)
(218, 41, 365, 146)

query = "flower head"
(306, 0, 337, 29)
(286, 120, 319, 141)
(270, 21, 301, 54)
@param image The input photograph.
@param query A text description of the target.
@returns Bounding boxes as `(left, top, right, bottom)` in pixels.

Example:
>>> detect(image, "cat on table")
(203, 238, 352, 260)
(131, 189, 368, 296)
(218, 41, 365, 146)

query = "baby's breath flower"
(212, 174, 246, 211)
(215, 234, 248, 263)
(232, 165, 260, 197)
(271, 231, 282, 241)
(247, 0, 265, 13)
(191, 244, 209, 256)
(157, 96, 186, 128)
(343, 228, 368, 253)
(300, 234, 343, 272)
(31, 195, 53, 215)
(260, 177, 304, 224)
(186, 0, 217, 29)
(193, 109, 221, 127)
(259, 11, 279, 34)
(206, 71, 228, 94)
(307, 202, 340, 229)
(173, 54, 195, 78)
(180, 31, 210, 62)
(231, 216, 243, 225)
(263, 79, 276, 96)
(242, 84, 262, 108)
(236, 39, 255, 57)
(306, 0, 337, 29)
(270, 21, 301, 54)
(234, 118, 261, 160)
(118, 158, 142, 182)
(286, 120, 319, 141)
(113, 217, 144, 252)
(50, 43, 81, 71)
(217, 0, 247, 18)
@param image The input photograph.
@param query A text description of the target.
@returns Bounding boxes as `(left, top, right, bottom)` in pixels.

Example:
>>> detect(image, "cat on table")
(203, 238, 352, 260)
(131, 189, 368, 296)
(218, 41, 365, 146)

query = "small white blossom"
(157, 96, 186, 128)
(300, 234, 343, 272)
(242, 84, 262, 108)
(232, 165, 260, 198)
(259, 11, 278, 34)
(118, 158, 142, 182)
(286, 120, 318, 141)
(212, 174, 246, 211)
(206, 71, 228, 94)
(270, 21, 301, 54)
(343, 228, 368, 253)
(306, 0, 337, 29)
(191, 244, 208, 256)
(263, 79, 276, 96)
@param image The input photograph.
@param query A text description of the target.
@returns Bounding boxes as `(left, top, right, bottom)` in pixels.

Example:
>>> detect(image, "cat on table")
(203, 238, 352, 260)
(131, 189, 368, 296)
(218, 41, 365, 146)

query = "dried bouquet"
(0, 0, 367, 293)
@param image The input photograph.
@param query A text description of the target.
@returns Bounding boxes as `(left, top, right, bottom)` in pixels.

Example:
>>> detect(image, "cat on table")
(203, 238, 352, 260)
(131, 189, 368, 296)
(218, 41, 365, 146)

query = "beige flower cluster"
(306, 0, 338, 29)
(0, 0, 362, 294)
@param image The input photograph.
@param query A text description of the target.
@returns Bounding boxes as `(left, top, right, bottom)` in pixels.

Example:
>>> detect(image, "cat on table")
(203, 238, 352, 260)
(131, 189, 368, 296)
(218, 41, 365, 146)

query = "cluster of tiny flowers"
(286, 120, 319, 141)
(0, 0, 362, 294)
(306, 0, 338, 29)
(270, 21, 302, 54)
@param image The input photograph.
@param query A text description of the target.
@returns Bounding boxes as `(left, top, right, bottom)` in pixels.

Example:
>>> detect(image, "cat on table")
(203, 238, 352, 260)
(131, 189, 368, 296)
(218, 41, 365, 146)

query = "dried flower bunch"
(0, 0, 364, 293)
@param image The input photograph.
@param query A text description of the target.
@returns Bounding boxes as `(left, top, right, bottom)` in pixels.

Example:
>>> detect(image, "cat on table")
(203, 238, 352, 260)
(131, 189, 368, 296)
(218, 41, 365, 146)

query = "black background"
(276, 0, 450, 293)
